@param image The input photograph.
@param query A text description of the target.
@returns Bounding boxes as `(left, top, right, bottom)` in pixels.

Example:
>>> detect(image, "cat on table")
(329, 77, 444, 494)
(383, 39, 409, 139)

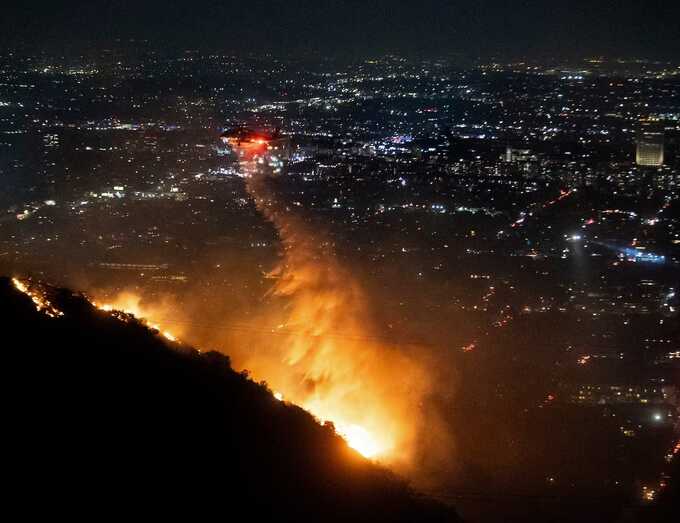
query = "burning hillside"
(228, 142, 447, 470)
(243, 173, 430, 462)
(1, 276, 459, 522)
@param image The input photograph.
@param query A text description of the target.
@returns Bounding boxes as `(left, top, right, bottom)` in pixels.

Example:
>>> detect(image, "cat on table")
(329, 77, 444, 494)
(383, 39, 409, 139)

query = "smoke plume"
(232, 157, 451, 475)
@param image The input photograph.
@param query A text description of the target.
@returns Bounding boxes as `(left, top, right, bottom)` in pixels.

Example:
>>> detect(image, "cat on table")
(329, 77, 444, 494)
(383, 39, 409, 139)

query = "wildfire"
(230, 153, 434, 464)
(76, 140, 442, 467)
(334, 423, 381, 459)
(91, 287, 392, 459)
(163, 331, 177, 342)
(90, 293, 180, 344)
(12, 277, 64, 318)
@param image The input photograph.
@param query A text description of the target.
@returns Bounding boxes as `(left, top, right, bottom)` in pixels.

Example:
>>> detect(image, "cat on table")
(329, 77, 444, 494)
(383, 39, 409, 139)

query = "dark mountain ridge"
(1, 276, 457, 522)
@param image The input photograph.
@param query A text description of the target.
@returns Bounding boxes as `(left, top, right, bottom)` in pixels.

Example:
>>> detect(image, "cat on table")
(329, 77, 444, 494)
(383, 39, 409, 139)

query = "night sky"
(3, 0, 680, 59)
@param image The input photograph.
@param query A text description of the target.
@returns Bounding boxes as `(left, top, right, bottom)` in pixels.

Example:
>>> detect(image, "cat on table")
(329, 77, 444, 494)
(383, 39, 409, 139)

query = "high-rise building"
(636, 121, 664, 167)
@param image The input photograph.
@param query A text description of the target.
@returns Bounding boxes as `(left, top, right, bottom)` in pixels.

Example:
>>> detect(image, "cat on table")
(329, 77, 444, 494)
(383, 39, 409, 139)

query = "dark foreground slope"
(1, 277, 457, 522)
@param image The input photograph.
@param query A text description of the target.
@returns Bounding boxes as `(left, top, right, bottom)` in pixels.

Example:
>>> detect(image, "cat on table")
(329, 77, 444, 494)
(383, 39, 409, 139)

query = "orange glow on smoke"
(339, 424, 381, 458)
(91, 292, 181, 344)
(91, 283, 405, 459)
(232, 155, 434, 463)
(84, 142, 441, 466)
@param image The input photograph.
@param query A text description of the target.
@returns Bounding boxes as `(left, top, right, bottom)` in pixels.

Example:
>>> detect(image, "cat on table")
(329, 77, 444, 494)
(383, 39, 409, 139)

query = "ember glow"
(12, 277, 64, 318)
(90, 292, 181, 343)
(337, 423, 381, 459)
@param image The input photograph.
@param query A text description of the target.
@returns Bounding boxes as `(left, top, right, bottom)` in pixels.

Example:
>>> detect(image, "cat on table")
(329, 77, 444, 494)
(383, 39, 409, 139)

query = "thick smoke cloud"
(228, 154, 454, 477)
(82, 146, 457, 484)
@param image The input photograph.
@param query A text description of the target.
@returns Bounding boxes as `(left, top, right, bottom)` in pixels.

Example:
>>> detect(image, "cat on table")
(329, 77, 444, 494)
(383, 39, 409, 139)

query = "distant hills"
(1, 276, 458, 522)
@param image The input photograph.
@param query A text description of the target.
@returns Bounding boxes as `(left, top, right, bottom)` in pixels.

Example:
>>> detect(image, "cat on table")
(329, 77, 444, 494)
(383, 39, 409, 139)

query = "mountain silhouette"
(1, 276, 458, 522)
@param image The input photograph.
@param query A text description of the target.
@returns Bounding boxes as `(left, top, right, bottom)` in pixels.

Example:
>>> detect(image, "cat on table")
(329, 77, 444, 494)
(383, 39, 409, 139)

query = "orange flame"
(91, 292, 181, 343)
(236, 156, 434, 464)
(12, 277, 64, 318)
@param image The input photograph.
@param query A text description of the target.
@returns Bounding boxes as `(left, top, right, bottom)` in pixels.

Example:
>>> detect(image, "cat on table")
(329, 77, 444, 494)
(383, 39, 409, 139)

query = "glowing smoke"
(82, 142, 454, 476)
(233, 153, 442, 469)
(92, 291, 184, 342)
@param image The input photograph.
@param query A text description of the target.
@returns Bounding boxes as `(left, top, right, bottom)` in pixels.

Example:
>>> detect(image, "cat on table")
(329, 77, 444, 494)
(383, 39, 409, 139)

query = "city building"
(636, 121, 665, 167)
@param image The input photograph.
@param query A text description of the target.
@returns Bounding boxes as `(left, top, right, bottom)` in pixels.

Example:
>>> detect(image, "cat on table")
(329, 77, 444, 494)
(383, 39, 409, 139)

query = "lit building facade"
(636, 121, 665, 167)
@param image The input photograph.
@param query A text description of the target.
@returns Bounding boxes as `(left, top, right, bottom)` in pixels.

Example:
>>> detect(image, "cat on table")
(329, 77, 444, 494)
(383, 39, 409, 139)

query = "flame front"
(337, 424, 381, 459)
(12, 277, 64, 318)
(91, 292, 181, 343)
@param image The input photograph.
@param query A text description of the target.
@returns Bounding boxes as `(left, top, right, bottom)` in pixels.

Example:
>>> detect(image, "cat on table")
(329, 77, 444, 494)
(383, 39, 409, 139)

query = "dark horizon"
(3, 0, 680, 61)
